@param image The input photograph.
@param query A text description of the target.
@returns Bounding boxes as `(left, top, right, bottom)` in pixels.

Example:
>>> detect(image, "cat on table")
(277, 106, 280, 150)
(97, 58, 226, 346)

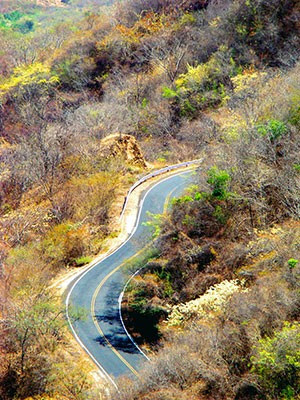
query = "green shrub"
(0, 11, 37, 33)
(143, 212, 163, 238)
(288, 96, 300, 127)
(162, 50, 234, 117)
(3, 11, 23, 22)
(287, 258, 298, 270)
(126, 282, 165, 343)
(153, 268, 174, 298)
(293, 164, 300, 172)
(74, 256, 93, 267)
(213, 205, 227, 224)
(257, 119, 288, 141)
(194, 192, 202, 201)
(180, 98, 196, 117)
(17, 20, 34, 33)
(162, 86, 178, 99)
(171, 195, 193, 206)
(207, 166, 231, 200)
(251, 322, 300, 399)
(182, 213, 195, 227)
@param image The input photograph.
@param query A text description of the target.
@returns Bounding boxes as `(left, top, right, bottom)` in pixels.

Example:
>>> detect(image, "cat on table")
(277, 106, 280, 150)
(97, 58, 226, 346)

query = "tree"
(14, 125, 64, 217)
(0, 291, 65, 399)
(143, 36, 189, 83)
(0, 62, 59, 99)
(251, 322, 300, 399)
(207, 166, 231, 200)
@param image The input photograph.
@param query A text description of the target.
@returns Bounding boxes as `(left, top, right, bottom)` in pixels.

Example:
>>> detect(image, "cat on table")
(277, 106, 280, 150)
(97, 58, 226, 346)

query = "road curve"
(65, 169, 196, 387)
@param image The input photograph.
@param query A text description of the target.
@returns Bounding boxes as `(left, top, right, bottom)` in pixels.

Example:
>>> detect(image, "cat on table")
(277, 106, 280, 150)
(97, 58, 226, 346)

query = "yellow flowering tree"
(0, 62, 59, 100)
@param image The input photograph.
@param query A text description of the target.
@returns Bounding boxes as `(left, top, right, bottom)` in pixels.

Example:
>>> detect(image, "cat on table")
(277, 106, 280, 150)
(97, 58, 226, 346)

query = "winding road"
(65, 169, 196, 388)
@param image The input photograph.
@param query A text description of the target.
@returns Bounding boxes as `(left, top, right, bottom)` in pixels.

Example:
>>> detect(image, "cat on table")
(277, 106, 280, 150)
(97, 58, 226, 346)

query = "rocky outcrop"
(100, 134, 147, 168)
(34, 0, 64, 6)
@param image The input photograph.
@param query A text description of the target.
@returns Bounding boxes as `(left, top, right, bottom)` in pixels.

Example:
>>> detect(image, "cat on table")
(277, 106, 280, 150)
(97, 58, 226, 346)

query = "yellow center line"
(90, 182, 187, 377)
(91, 244, 152, 377)
(163, 172, 194, 213)
(163, 184, 182, 213)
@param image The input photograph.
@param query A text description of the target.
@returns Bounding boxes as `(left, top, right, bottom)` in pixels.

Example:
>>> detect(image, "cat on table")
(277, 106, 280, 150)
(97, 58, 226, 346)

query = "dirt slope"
(101, 134, 148, 168)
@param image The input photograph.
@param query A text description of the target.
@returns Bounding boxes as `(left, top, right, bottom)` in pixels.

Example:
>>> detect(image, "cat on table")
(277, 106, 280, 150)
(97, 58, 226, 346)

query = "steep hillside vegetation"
(0, 0, 299, 399)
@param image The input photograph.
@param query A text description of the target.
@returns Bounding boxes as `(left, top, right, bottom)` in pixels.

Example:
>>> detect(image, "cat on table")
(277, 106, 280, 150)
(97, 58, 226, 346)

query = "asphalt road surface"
(66, 169, 196, 386)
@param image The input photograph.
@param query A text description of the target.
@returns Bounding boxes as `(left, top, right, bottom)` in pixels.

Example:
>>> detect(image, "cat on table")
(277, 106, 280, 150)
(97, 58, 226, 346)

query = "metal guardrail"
(119, 159, 202, 221)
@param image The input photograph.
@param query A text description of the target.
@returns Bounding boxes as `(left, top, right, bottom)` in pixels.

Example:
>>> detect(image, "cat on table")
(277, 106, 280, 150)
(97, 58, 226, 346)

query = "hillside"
(0, 0, 116, 12)
(0, 0, 64, 12)
(0, 0, 299, 399)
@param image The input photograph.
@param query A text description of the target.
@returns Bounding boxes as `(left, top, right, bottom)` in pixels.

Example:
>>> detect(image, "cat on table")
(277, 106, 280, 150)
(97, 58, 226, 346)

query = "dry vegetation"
(0, 0, 299, 399)
(121, 62, 300, 399)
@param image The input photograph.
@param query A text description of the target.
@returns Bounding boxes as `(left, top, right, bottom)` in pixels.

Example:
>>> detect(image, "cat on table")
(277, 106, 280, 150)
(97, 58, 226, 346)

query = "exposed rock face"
(100, 134, 147, 168)
(34, 0, 64, 6)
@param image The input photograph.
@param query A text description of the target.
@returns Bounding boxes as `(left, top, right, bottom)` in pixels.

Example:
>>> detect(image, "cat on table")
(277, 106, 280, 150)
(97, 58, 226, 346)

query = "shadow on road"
(94, 309, 140, 355)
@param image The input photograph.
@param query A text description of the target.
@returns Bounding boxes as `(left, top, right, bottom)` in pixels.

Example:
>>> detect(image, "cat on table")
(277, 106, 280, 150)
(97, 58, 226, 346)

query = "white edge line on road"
(117, 177, 190, 362)
(65, 301, 118, 390)
(119, 159, 202, 221)
(65, 165, 200, 388)
(118, 267, 150, 361)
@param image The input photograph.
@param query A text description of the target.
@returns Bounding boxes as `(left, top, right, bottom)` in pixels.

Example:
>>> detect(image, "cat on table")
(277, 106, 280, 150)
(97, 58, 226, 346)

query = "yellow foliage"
(0, 62, 59, 98)
(175, 57, 218, 91)
(116, 24, 140, 44)
(231, 69, 267, 93)
(69, 171, 119, 221)
(176, 63, 209, 89)
(179, 12, 197, 26)
(42, 222, 89, 266)
(209, 16, 221, 27)
(23, 396, 67, 400)
(220, 112, 248, 141)
(112, 12, 166, 44)
(70, 171, 118, 189)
